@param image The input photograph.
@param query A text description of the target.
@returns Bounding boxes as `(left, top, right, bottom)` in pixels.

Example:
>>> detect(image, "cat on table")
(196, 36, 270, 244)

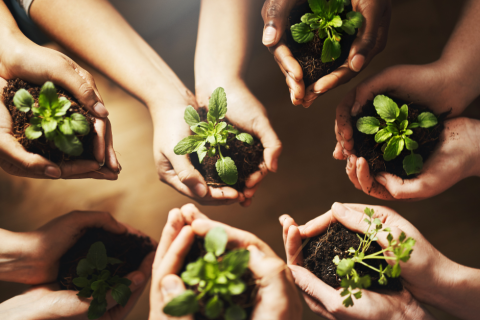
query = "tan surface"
(0, 0, 478, 319)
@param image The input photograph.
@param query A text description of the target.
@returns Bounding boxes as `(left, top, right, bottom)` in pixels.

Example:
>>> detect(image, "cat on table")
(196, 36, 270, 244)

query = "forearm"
(0, 229, 31, 282)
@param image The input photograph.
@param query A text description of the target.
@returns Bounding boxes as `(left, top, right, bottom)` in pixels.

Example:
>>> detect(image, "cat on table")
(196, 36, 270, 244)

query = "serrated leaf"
(383, 136, 404, 161)
(345, 11, 363, 28)
(374, 128, 392, 143)
(291, 22, 314, 43)
(403, 153, 423, 175)
(417, 112, 438, 128)
(356, 116, 380, 134)
(353, 291, 362, 299)
(208, 87, 227, 122)
(404, 136, 418, 151)
(25, 125, 42, 139)
(54, 132, 83, 156)
(111, 283, 131, 307)
(398, 104, 408, 123)
(321, 38, 341, 63)
(71, 113, 90, 135)
(336, 258, 354, 277)
(42, 118, 57, 133)
(184, 105, 200, 126)
(163, 290, 198, 317)
(87, 241, 108, 271)
(216, 157, 238, 185)
(73, 277, 90, 288)
(236, 133, 254, 145)
(39, 81, 59, 109)
(205, 295, 223, 319)
(13, 89, 34, 112)
(374, 95, 399, 122)
(225, 305, 247, 320)
(343, 296, 354, 307)
(77, 258, 95, 277)
(54, 97, 71, 116)
(215, 121, 227, 134)
(205, 226, 228, 256)
(308, 0, 327, 14)
(174, 136, 205, 155)
(88, 298, 107, 320)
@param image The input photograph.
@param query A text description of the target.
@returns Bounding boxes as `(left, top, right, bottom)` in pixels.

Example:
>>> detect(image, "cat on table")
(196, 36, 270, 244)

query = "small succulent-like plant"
(356, 95, 438, 175)
(73, 242, 132, 319)
(174, 87, 254, 185)
(13, 81, 90, 156)
(291, 0, 364, 63)
(163, 227, 251, 320)
(333, 208, 416, 307)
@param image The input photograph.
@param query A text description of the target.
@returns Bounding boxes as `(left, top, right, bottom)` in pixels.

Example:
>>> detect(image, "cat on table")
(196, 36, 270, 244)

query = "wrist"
(0, 229, 31, 282)
(400, 298, 435, 320)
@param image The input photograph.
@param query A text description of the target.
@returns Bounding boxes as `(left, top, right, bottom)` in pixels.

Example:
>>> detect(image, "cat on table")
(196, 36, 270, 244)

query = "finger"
(247, 245, 286, 279)
(356, 157, 394, 199)
(92, 114, 106, 167)
(279, 214, 297, 245)
(179, 203, 210, 224)
(160, 275, 194, 320)
(59, 160, 100, 177)
(336, 90, 356, 152)
(375, 172, 425, 200)
(54, 210, 127, 235)
(286, 225, 303, 266)
(240, 198, 252, 207)
(297, 210, 336, 238)
(261, 0, 296, 47)
(270, 42, 304, 86)
(333, 142, 345, 160)
(63, 166, 118, 180)
(168, 152, 209, 198)
(103, 269, 148, 312)
(346, 155, 362, 190)
(245, 162, 268, 189)
(104, 119, 120, 173)
(253, 117, 283, 173)
(288, 265, 339, 306)
(303, 293, 335, 320)
(286, 72, 305, 106)
(154, 208, 187, 266)
(244, 182, 261, 199)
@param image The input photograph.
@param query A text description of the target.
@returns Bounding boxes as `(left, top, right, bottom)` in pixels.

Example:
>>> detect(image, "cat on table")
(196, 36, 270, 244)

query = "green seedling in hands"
(73, 241, 132, 319)
(174, 87, 254, 185)
(291, 0, 364, 63)
(333, 208, 416, 307)
(13, 81, 90, 156)
(163, 227, 250, 320)
(356, 95, 438, 175)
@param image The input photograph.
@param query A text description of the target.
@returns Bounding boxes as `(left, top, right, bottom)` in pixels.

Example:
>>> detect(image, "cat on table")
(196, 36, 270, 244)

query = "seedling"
(163, 227, 250, 320)
(13, 81, 90, 156)
(291, 0, 364, 63)
(72, 241, 132, 319)
(356, 95, 438, 175)
(333, 208, 415, 307)
(174, 87, 254, 185)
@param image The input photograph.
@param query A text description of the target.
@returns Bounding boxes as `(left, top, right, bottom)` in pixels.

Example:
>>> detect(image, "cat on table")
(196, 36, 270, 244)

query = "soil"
(286, 3, 357, 88)
(303, 222, 403, 291)
(57, 228, 155, 290)
(2, 78, 96, 163)
(181, 236, 258, 320)
(190, 108, 264, 191)
(352, 98, 448, 179)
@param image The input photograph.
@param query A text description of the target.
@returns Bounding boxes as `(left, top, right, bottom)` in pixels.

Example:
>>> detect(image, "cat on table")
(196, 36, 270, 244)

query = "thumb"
(161, 274, 194, 320)
(331, 202, 371, 234)
(375, 173, 424, 200)
(261, 0, 296, 46)
(170, 154, 208, 198)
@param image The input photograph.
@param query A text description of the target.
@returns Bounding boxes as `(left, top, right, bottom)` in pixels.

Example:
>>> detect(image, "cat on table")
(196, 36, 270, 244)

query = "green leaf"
(205, 295, 223, 319)
(71, 113, 90, 135)
(386, 124, 400, 135)
(403, 153, 423, 175)
(73, 277, 90, 288)
(308, 0, 327, 14)
(321, 38, 341, 63)
(77, 258, 95, 277)
(332, 255, 340, 265)
(77, 287, 92, 298)
(225, 305, 247, 320)
(391, 263, 401, 278)
(343, 295, 354, 307)
(216, 157, 238, 185)
(191, 124, 209, 137)
(356, 116, 380, 134)
(108, 257, 122, 265)
(374, 128, 392, 143)
(181, 259, 204, 286)
(353, 291, 362, 299)
(204, 252, 217, 263)
(301, 13, 321, 24)
(404, 129, 414, 135)
(54, 97, 71, 116)
(174, 136, 205, 155)
(399, 120, 408, 132)
(229, 279, 246, 295)
(111, 284, 131, 307)
(327, 0, 345, 15)
(408, 122, 419, 129)
(329, 15, 343, 27)
(221, 249, 250, 276)
(59, 118, 73, 135)
(341, 20, 356, 35)
(291, 23, 314, 43)
(417, 112, 438, 128)
(13, 89, 34, 112)
(163, 290, 199, 317)
(88, 298, 107, 320)
(226, 125, 240, 135)
(87, 241, 108, 271)
(184, 105, 201, 126)
(54, 132, 83, 156)
(404, 136, 418, 151)
(99, 270, 111, 281)
(345, 11, 364, 28)
(374, 95, 399, 122)
(205, 226, 228, 256)
(38, 81, 59, 109)
(25, 125, 43, 140)
(236, 133, 254, 145)
(336, 258, 354, 277)
(207, 87, 227, 123)
(397, 104, 408, 123)
(364, 207, 374, 218)
(197, 144, 208, 164)
(42, 118, 58, 133)
(383, 136, 404, 161)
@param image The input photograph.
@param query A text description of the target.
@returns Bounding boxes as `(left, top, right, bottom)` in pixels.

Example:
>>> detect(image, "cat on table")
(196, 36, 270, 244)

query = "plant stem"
(358, 261, 381, 273)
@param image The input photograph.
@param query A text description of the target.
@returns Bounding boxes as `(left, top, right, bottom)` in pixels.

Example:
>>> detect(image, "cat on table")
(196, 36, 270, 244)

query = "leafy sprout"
(173, 87, 254, 185)
(291, 0, 364, 63)
(163, 227, 250, 320)
(13, 81, 90, 156)
(333, 208, 416, 307)
(356, 95, 438, 175)
(73, 241, 132, 319)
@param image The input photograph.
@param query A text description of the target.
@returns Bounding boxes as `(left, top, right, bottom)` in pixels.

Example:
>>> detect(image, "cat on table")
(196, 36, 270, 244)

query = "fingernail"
(346, 156, 352, 168)
(161, 277, 181, 296)
(44, 166, 61, 178)
(333, 202, 348, 218)
(340, 132, 345, 140)
(287, 71, 297, 82)
(303, 101, 313, 108)
(341, 140, 345, 148)
(93, 102, 109, 117)
(290, 90, 296, 104)
(99, 160, 105, 167)
(118, 163, 122, 173)
(271, 158, 278, 172)
(194, 183, 207, 198)
(351, 54, 365, 72)
(248, 245, 265, 263)
(351, 101, 361, 116)
(132, 273, 145, 286)
(297, 225, 305, 233)
(263, 26, 276, 45)
(376, 174, 386, 186)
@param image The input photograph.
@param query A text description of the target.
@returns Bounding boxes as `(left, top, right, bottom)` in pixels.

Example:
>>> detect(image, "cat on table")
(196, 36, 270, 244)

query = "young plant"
(356, 95, 438, 175)
(174, 87, 254, 185)
(291, 0, 364, 63)
(163, 227, 250, 320)
(333, 208, 416, 307)
(73, 241, 132, 319)
(13, 81, 90, 156)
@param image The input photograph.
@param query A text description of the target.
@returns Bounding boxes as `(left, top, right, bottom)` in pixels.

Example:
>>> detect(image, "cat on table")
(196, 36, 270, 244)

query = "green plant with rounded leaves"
(356, 95, 438, 175)
(173, 87, 254, 185)
(291, 0, 364, 63)
(73, 241, 132, 319)
(13, 81, 90, 156)
(163, 227, 251, 320)
(333, 208, 416, 307)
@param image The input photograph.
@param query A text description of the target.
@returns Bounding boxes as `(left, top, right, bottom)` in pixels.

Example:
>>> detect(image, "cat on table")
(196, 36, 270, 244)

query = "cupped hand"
(149, 204, 301, 320)
(262, 0, 391, 107)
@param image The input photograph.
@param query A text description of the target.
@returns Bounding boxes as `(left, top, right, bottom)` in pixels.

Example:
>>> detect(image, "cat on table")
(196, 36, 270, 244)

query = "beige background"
(0, 0, 478, 319)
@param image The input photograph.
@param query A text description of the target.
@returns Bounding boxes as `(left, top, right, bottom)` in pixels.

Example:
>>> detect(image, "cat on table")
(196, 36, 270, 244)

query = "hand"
(262, 0, 391, 107)
(149, 204, 302, 320)
(0, 255, 153, 320)
(195, 80, 283, 207)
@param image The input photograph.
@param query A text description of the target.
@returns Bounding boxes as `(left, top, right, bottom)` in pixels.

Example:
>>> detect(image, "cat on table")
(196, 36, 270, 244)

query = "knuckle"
(361, 33, 377, 51)
(177, 169, 194, 184)
(78, 81, 96, 100)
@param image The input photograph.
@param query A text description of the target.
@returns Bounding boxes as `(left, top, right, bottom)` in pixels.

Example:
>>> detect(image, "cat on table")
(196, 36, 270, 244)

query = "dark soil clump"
(286, 3, 357, 88)
(190, 108, 264, 191)
(181, 236, 258, 320)
(3, 78, 96, 163)
(352, 98, 448, 179)
(58, 228, 155, 290)
(303, 222, 403, 291)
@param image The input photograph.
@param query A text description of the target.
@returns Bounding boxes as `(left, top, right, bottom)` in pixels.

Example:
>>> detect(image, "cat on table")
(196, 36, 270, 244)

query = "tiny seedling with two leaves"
(13, 81, 90, 156)
(333, 208, 416, 307)
(356, 95, 438, 175)
(174, 87, 254, 185)
(291, 0, 364, 63)
(163, 227, 251, 320)
(73, 241, 132, 319)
